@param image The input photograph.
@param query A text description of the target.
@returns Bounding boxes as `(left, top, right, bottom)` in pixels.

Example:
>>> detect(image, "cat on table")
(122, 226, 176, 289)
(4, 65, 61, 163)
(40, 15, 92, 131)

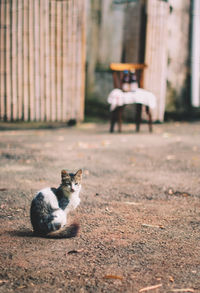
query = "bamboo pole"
(44, 0, 50, 121)
(76, 0, 82, 121)
(80, 0, 86, 121)
(71, 0, 76, 120)
(29, 0, 35, 121)
(67, 0, 73, 120)
(40, 0, 45, 121)
(60, 0, 64, 121)
(0, 0, 5, 120)
(49, 0, 52, 121)
(34, 0, 40, 121)
(56, 1, 62, 121)
(74, 0, 79, 120)
(66, 0, 72, 120)
(75, 0, 80, 121)
(18, 0, 21, 120)
(62, 0, 68, 121)
(50, 0, 56, 121)
(54, 0, 57, 121)
(5, 0, 11, 120)
(23, 0, 29, 121)
(18, 0, 24, 120)
(11, 0, 18, 120)
(9, 0, 14, 121)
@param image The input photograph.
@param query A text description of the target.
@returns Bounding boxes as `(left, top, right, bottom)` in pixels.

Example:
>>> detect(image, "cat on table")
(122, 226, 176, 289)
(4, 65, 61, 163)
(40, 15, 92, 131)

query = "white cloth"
(107, 88, 157, 111)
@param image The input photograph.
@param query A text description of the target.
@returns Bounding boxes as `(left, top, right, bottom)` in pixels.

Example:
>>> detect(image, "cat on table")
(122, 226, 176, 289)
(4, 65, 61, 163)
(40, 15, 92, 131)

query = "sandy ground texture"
(0, 121, 200, 293)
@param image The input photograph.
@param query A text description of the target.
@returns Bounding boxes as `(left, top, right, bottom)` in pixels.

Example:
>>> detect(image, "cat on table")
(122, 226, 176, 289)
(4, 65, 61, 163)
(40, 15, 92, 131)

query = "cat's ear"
(75, 169, 82, 181)
(61, 170, 70, 180)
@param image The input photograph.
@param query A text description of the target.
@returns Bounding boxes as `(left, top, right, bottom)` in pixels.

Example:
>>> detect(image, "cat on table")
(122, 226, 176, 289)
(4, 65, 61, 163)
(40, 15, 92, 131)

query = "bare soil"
(0, 122, 200, 293)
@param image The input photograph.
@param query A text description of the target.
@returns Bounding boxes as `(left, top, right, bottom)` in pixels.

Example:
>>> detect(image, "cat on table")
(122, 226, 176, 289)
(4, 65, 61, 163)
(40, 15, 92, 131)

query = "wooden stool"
(109, 63, 152, 133)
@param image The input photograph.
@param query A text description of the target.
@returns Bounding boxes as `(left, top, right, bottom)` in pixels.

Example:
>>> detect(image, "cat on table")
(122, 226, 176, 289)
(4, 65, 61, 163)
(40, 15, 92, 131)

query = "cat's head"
(61, 169, 82, 195)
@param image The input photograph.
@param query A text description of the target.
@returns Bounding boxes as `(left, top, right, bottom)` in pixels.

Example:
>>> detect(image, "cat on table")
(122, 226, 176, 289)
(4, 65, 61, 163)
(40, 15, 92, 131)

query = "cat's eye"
(75, 183, 78, 185)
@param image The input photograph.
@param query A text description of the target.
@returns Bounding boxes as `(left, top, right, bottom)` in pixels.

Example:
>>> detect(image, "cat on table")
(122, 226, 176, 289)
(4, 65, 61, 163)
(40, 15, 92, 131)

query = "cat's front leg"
(72, 196, 80, 210)
(52, 209, 67, 229)
(65, 195, 80, 213)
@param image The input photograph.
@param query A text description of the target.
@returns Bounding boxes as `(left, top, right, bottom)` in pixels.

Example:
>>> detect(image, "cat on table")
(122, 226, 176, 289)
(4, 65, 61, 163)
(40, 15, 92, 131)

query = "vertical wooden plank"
(17, 0, 23, 120)
(62, 0, 68, 121)
(144, 0, 169, 121)
(44, 0, 50, 121)
(73, 0, 77, 120)
(71, 0, 76, 119)
(11, 0, 18, 120)
(76, 0, 82, 121)
(34, 0, 40, 121)
(66, 0, 72, 121)
(75, 0, 80, 121)
(40, 0, 45, 121)
(74, 0, 79, 120)
(60, 0, 64, 121)
(56, 1, 62, 121)
(23, 0, 29, 121)
(0, 0, 5, 120)
(9, 0, 13, 121)
(66, 0, 72, 120)
(5, 0, 11, 120)
(48, 0, 51, 121)
(80, 0, 86, 121)
(50, 0, 56, 121)
(29, 0, 35, 121)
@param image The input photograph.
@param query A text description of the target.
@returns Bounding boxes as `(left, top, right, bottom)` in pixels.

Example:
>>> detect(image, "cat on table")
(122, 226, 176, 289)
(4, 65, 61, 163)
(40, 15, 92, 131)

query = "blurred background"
(0, 0, 200, 124)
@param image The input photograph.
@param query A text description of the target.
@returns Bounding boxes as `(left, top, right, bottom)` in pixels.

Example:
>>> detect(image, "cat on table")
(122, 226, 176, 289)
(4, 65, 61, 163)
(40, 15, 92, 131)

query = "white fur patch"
(65, 185, 81, 213)
(52, 209, 66, 227)
(35, 187, 59, 209)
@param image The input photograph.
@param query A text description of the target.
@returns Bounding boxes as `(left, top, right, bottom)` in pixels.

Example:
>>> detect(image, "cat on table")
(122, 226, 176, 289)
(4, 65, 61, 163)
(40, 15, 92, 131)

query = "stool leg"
(146, 106, 152, 132)
(110, 109, 117, 133)
(136, 104, 142, 132)
(117, 106, 123, 133)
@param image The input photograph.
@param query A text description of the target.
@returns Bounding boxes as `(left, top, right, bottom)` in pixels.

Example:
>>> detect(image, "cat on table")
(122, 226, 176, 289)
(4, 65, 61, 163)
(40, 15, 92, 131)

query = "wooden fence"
(0, 0, 86, 122)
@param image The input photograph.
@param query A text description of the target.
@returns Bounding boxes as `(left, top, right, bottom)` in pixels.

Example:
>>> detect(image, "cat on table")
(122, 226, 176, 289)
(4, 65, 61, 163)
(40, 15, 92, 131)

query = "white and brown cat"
(30, 169, 82, 238)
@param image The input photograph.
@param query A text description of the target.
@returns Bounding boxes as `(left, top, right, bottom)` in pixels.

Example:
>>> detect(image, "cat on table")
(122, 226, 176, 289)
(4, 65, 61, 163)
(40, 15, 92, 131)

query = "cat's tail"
(46, 222, 80, 239)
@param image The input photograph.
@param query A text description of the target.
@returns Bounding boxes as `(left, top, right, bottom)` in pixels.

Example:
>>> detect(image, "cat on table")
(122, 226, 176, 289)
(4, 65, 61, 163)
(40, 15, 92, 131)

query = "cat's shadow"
(8, 229, 41, 238)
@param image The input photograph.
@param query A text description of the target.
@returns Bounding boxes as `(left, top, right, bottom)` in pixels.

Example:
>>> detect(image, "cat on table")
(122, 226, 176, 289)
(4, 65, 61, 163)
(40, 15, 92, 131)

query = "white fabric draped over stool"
(107, 88, 157, 111)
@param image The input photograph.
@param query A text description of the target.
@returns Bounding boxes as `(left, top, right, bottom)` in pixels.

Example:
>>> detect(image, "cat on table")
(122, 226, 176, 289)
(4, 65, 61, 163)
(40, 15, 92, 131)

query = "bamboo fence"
(0, 0, 86, 122)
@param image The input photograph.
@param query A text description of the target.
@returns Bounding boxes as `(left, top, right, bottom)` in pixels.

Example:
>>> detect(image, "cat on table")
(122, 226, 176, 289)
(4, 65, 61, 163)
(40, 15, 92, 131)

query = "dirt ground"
(0, 121, 200, 293)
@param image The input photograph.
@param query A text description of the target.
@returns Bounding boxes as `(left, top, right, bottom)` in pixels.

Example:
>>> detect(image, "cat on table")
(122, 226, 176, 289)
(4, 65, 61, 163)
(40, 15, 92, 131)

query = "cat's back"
(31, 187, 59, 210)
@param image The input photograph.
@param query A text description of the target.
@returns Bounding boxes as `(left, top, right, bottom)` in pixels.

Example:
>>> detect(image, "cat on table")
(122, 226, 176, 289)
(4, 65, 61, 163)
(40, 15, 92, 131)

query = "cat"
(30, 169, 82, 238)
